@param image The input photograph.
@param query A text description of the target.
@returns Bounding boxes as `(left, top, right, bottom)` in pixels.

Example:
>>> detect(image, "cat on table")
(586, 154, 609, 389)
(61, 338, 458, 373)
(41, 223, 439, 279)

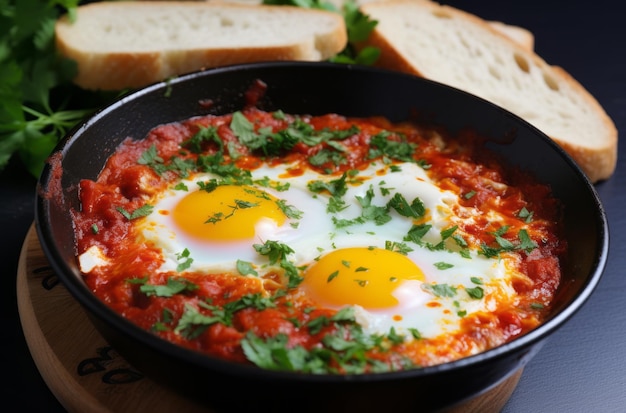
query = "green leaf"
(176, 248, 194, 272)
(19, 126, 57, 177)
(230, 111, 258, 146)
(139, 276, 199, 298)
(236, 259, 259, 276)
(116, 204, 154, 220)
(517, 229, 538, 252)
(434, 262, 454, 270)
(424, 283, 457, 298)
(261, 0, 380, 65)
(342, 0, 377, 42)
(175, 303, 223, 339)
(466, 286, 484, 299)
(0, 0, 108, 177)
(253, 240, 295, 264)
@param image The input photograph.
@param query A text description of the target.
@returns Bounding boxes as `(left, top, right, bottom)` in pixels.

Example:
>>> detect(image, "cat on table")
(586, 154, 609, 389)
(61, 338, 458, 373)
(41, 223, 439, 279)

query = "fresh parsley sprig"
(0, 0, 115, 178)
(262, 0, 380, 64)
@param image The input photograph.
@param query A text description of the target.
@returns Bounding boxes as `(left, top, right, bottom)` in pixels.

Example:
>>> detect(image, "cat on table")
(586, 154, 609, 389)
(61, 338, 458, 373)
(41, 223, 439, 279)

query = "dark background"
(2, 0, 624, 411)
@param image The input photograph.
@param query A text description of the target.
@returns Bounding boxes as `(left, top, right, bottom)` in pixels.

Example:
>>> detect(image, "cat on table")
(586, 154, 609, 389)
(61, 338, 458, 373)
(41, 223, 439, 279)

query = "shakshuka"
(71, 99, 564, 374)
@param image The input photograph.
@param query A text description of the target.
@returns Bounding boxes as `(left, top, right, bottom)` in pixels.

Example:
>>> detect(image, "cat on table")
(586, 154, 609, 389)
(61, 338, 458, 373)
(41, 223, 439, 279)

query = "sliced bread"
(359, 0, 617, 182)
(55, 1, 347, 91)
(319, 0, 537, 50)
(487, 20, 534, 51)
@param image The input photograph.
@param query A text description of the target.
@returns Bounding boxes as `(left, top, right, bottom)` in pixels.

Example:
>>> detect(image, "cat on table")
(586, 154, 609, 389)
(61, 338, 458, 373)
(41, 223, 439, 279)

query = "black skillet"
(35, 61, 608, 412)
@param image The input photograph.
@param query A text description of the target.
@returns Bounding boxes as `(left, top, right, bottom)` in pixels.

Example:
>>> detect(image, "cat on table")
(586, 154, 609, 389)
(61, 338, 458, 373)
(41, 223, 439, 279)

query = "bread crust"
(55, 1, 347, 91)
(359, 0, 617, 182)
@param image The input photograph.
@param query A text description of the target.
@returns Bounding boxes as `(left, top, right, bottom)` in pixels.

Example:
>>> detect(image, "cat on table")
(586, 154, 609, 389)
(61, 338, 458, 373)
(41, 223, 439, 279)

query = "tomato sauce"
(71, 103, 565, 374)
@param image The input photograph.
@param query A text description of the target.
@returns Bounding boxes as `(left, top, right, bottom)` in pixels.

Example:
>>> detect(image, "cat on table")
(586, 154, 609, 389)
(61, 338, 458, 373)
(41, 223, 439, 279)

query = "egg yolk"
(302, 247, 425, 309)
(172, 185, 286, 241)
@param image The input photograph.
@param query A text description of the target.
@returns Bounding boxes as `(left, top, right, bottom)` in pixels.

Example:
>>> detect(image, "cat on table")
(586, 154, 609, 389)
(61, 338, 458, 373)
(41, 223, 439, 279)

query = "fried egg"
(81, 158, 518, 341)
(137, 162, 333, 274)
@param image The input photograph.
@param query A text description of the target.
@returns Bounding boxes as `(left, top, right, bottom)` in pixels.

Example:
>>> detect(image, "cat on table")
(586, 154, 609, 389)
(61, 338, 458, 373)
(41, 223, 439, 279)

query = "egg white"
(136, 162, 333, 274)
(351, 248, 514, 339)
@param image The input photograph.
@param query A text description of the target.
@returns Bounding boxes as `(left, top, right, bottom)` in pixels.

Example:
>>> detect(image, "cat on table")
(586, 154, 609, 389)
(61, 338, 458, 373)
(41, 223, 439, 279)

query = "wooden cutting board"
(16, 223, 522, 413)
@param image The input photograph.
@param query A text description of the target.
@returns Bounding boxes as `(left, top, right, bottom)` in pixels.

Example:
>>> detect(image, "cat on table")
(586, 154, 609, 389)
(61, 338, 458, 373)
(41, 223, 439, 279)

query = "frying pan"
(35, 62, 608, 412)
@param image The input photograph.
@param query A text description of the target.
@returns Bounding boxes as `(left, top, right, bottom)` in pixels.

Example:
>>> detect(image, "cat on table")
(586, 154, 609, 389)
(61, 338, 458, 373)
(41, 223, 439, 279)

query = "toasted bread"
(55, 1, 347, 91)
(359, 0, 617, 182)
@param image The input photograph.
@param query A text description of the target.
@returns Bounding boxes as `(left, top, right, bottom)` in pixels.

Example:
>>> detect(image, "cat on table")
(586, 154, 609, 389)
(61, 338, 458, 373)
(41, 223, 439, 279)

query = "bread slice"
(487, 21, 534, 51)
(55, 1, 347, 91)
(359, 0, 617, 182)
(315, 0, 537, 50)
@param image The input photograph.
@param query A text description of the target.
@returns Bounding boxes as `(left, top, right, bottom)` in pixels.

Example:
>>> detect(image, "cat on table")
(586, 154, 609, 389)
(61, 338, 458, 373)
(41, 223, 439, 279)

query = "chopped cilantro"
(387, 193, 425, 218)
(404, 224, 432, 244)
(518, 207, 534, 223)
(385, 241, 414, 255)
(116, 204, 153, 220)
(175, 248, 194, 272)
(181, 125, 222, 154)
(237, 259, 258, 276)
(368, 131, 416, 163)
(408, 328, 422, 340)
(434, 262, 454, 270)
(205, 199, 259, 224)
(464, 190, 477, 199)
(480, 226, 538, 258)
(174, 182, 189, 191)
(424, 283, 457, 298)
(138, 144, 164, 169)
(387, 327, 405, 345)
(327, 270, 339, 283)
(138, 276, 199, 298)
(241, 305, 416, 374)
(466, 286, 484, 299)
(175, 293, 276, 339)
(517, 229, 538, 252)
(253, 240, 294, 264)
(307, 172, 349, 197)
(275, 199, 304, 220)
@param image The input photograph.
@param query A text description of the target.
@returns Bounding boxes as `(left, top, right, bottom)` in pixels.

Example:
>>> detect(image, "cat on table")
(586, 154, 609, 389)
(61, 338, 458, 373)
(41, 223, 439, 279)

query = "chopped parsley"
(434, 262, 454, 270)
(253, 240, 302, 287)
(518, 207, 534, 223)
(466, 286, 484, 299)
(237, 259, 258, 276)
(480, 226, 538, 258)
(275, 199, 304, 220)
(175, 293, 276, 339)
(423, 283, 457, 298)
(136, 276, 199, 298)
(385, 240, 413, 255)
(367, 131, 417, 163)
(175, 248, 194, 272)
(181, 125, 222, 154)
(327, 270, 340, 283)
(464, 190, 477, 199)
(116, 204, 153, 220)
(308, 172, 349, 197)
(205, 199, 259, 224)
(241, 306, 415, 374)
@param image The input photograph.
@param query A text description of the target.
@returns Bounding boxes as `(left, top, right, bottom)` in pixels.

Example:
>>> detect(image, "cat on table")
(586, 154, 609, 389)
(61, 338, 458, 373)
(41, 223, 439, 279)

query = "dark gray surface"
(2, 1, 624, 411)
(445, 2, 625, 412)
